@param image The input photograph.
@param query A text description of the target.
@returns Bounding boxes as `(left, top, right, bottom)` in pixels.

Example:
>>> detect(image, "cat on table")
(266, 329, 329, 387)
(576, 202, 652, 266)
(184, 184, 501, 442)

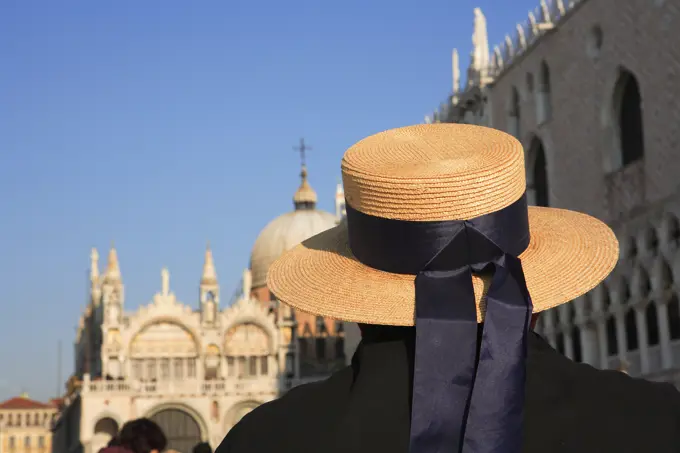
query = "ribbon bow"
(347, 195, 533, 453)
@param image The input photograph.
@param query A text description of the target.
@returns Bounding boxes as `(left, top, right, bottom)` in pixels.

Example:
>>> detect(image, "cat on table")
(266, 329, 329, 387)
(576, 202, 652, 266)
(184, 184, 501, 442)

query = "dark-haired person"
(99, 418, 166, 453)
(216, 124, 680, 453)
(192, 441, 213, 453)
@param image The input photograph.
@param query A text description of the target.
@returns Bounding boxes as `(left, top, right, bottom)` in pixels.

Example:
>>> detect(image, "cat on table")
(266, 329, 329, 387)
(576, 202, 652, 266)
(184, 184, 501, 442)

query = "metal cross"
(293, 138, 312, 167)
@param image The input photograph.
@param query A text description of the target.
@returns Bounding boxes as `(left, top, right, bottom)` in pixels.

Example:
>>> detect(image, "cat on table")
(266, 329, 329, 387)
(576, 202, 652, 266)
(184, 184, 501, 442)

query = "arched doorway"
(91, 417, 119, 453)
(225, 401, 261, 433)
(150, 409, 202, 453)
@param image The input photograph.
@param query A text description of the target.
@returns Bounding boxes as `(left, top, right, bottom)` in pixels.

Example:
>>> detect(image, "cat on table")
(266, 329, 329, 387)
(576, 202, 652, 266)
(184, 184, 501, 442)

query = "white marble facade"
(52, 247, 318, 453)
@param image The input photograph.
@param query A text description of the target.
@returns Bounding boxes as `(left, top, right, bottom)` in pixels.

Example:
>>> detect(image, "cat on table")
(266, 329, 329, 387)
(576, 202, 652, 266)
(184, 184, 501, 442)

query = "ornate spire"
(161, 267, 170, 296)
(90, 248, 99, 282)
(452, 48, 460, 97)
(467, 8, 490, 88)
(104, 243, 121, 283)
(201, 242, 218, 285)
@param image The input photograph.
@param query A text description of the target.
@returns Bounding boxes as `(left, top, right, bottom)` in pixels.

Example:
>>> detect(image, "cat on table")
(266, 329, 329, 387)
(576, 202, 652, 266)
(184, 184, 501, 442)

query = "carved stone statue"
(205, 300, 215, 324)
(108, 303, 119, 323)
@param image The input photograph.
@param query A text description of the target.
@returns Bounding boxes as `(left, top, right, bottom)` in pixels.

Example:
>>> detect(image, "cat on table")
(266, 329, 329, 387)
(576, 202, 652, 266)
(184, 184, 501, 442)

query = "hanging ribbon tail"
(409, 267, 479, 453)
(463, 254, 533, 453)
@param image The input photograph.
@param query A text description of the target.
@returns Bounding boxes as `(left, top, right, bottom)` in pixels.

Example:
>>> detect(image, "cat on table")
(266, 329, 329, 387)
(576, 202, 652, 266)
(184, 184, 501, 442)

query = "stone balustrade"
(80, 374, 325, 397)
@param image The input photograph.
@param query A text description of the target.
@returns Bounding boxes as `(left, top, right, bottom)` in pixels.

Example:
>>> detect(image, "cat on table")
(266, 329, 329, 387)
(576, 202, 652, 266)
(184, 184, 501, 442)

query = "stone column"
(596, 318, 608, 368)
(616, 312, 627, 363)
(563, 329, 574, 359)
(579, 324, 598, 366)
(636, 307, 649, 374)
(657, 299, 673, 369)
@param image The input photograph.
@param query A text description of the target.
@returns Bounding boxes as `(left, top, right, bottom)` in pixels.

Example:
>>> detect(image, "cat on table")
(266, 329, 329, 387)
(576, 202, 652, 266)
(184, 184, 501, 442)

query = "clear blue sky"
(0, 0, 539, 401)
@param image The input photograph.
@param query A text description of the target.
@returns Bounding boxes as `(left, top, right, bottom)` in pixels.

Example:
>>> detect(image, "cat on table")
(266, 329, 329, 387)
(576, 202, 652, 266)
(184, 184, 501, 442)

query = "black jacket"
(216, 331, 680, 452)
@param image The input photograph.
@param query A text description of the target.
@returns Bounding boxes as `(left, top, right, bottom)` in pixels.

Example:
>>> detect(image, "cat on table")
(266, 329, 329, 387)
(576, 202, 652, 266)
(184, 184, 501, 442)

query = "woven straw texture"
(267, 124, 619, 325)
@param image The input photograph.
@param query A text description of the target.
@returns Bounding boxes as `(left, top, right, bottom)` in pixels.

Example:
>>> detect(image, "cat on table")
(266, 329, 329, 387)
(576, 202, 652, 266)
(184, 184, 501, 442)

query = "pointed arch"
(537, 60, 552, 123)
(660, 213, 680, 246)
(612, 67, 645, 168)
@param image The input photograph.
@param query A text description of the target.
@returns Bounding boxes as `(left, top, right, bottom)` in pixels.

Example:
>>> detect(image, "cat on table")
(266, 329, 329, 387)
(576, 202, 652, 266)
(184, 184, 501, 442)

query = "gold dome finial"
(292, 138, 317, 210)
(293, 165, 317, 209)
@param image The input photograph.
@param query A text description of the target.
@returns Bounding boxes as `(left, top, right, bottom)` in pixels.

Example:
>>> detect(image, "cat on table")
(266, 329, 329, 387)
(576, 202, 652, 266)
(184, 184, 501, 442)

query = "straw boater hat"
(267, 124, 618, 325)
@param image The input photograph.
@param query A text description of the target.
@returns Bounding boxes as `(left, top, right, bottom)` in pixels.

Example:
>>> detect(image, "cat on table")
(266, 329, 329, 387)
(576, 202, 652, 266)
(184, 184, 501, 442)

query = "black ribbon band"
(346, 195, 533, 453)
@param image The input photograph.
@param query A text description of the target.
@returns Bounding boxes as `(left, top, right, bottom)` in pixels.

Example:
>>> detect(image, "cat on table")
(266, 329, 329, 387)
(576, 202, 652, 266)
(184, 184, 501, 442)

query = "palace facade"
(427, 0, 680, 384)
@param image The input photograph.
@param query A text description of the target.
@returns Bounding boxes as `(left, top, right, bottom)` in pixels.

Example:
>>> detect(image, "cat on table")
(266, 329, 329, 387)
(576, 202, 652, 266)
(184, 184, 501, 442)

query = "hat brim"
(267, 206, 619, 325)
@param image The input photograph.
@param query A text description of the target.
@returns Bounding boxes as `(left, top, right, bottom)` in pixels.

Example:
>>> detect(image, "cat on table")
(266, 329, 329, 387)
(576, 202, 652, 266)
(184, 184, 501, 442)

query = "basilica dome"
(250, 166, 338, 289)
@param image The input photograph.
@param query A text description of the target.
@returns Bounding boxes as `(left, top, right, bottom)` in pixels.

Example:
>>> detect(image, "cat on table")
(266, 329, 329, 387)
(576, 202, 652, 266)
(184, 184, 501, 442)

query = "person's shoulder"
(528, 333, 680, 449)
(215, 366, 354, 452)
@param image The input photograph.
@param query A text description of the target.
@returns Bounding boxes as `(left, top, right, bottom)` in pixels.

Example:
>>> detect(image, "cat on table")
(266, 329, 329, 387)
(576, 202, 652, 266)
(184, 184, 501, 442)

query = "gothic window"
(237, 357, 246, 378)
(226, 357, 235, 377)
(335, 337, 345, 360)
(315, 316, 326, 335)
(316, 338, 326, 360)
(571, 325, 582, 362)
(668, 295, 680, 340)
(555, 333, 565, 355)
(537, 61, 552, 124)
(249, 357, 258, 376)
(646, 303, 660, 346)
(639, 228, 658, 255)
(624, 236, 638, 260)
(507, 87, 521, 139)
(614, 68, 644, 166)
(625, 309, 638, 351)
(528, 137, 549, 207)
(661, 214, 680, 245)
(260, 356, 268, 375)
(173, 358, 183, 379)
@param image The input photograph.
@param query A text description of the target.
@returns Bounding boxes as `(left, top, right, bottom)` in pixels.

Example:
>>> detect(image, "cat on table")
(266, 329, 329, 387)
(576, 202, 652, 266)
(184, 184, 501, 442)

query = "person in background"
(99, 418, 167, 453)
(192, 442, 213, 453)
